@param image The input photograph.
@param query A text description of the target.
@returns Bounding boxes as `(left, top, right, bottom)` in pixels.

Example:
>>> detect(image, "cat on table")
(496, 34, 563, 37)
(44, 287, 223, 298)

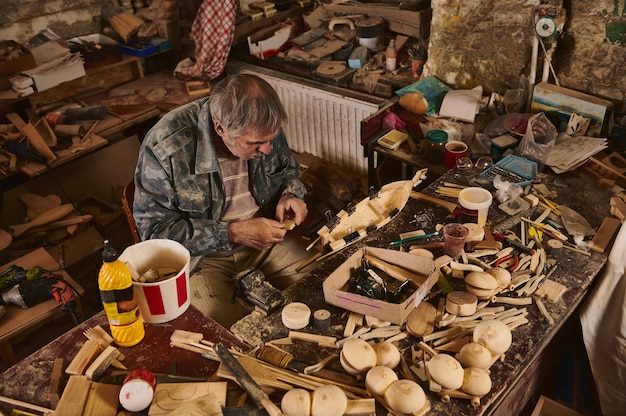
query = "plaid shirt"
(176, 0, 238, 79)
(133, 97, 306, 257)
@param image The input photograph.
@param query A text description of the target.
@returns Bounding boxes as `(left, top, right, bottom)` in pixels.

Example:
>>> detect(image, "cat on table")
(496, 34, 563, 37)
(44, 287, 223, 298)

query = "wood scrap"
(610, 196, 626, 221)
(590, 216, 621, 253)
(5, 113, 57, 162)
(49, 357, 65, 409)
(18, 193, 62, 222)
(85, 345, 120, 380)
(65, 339, 102, 375)
(0, 395, 53, 415)
(148, 382, 227, 415)
(410, 191, 458, 213)
(9, 203, 75, 237)
(54, 375, 120, 416)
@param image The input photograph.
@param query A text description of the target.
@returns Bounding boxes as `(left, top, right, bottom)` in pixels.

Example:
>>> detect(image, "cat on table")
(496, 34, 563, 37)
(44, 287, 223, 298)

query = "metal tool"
(232, 268, 284, 314)
(213, 343, 284, 416)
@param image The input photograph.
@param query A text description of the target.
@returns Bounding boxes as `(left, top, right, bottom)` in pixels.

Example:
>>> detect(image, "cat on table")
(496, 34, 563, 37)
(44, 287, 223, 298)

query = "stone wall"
(426, 0, 626, 113)
(1, 0, 624, 113)
(0, 0, 111, 44)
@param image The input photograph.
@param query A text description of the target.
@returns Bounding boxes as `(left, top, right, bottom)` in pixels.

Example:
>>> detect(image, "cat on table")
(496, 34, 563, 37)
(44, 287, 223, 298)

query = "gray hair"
(209, 74, 287, 139)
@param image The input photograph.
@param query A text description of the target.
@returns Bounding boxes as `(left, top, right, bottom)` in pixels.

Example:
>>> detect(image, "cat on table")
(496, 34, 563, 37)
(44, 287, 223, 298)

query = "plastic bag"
(515, 112, 557, 172)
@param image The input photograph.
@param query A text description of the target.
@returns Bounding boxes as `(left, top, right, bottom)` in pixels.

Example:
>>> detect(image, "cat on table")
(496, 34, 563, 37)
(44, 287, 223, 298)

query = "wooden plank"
(49, 357, 65, 409)
(54, 375, 91, 416)
(82, 381, 120, 416)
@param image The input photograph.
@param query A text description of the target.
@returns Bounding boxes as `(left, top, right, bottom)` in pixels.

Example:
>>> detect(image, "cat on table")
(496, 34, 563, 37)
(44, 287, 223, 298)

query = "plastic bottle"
(98, 240, 144, 347)
(385, 39, 397, 73)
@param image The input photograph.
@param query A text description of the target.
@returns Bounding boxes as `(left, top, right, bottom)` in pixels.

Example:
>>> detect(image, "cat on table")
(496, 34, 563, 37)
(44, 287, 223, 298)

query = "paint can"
(119, 369, 156, 412)
(355, 16, 385, 51)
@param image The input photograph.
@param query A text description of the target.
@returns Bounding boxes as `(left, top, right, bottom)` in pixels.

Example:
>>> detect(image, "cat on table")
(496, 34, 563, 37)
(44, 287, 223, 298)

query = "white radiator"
(227, 61, 386, 175)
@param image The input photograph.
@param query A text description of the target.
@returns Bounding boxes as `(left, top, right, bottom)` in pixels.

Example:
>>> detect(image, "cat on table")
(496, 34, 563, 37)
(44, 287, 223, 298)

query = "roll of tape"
(313, 309, 332, 330)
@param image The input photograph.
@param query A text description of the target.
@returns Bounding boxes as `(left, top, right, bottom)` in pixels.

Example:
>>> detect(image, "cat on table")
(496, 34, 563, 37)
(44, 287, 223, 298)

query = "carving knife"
(213, 343, 284, 416)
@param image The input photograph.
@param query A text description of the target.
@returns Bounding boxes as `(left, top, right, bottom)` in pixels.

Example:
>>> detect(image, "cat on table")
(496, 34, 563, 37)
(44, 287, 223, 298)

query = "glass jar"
(424, 130, 448, 163)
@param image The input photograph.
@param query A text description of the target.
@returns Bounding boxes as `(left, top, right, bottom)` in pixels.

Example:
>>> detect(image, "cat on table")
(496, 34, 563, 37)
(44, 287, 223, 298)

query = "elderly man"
(133, 74, 310, 327)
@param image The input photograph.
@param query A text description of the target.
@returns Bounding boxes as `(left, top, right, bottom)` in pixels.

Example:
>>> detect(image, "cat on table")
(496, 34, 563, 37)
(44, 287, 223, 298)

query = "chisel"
(213, 343, 284, 416)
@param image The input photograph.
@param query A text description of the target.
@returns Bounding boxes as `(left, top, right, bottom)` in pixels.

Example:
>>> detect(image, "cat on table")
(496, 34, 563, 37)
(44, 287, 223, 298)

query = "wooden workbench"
(231, 167, 612, 415)
(0, 167, 612, 415)
(0, 305, 247, 414)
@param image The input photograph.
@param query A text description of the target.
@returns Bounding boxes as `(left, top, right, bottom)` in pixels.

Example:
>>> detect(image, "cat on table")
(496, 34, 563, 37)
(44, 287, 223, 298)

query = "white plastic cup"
(119, 239, 191, 324)
(458, 187, 493, 227)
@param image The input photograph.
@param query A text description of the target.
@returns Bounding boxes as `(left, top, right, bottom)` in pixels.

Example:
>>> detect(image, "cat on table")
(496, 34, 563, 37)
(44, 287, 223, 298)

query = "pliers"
(494, 253, 519, 270)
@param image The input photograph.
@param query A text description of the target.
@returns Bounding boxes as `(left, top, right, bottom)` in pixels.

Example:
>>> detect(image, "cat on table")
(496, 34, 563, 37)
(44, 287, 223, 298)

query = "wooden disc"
(281, 302, 311, 330)
(546, 239, 563, 254)
(445, 291, 478, 316)
(406, 301, 437, 337)
(144, 87, 168, 102)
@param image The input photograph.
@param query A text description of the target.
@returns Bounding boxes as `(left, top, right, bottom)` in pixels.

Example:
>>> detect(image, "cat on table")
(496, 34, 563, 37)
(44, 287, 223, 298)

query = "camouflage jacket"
(132, 97, 306, 257)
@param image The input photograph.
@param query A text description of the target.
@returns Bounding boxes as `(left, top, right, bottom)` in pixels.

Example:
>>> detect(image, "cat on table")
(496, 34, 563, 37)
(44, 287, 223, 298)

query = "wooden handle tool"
(213, 343, 284, 416)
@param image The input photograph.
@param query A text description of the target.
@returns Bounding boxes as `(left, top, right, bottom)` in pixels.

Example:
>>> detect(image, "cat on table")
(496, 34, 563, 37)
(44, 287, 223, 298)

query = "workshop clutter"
(119, 238, 191, 324)
(323, 246, 438, 325)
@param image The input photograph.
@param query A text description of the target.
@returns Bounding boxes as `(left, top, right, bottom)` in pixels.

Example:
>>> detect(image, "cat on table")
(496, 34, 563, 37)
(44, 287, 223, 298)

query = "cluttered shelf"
(0, 67, 210, 191)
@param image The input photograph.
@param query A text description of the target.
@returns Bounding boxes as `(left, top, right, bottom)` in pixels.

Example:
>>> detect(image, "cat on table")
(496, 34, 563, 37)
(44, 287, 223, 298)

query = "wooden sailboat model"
(316, 169, 429, 252)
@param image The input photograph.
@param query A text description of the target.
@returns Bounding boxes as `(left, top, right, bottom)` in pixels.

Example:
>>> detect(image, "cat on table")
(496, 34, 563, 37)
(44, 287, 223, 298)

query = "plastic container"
(119, 369, 156, 412)
(424, 130, 448, 163)
(119, 239, 191, 324)
(98, 240, 145, 347)
(458, 187, 493, 227)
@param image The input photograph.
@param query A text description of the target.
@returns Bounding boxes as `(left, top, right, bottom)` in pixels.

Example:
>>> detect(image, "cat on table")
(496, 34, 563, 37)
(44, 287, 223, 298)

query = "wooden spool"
(445, 291, 478, 316)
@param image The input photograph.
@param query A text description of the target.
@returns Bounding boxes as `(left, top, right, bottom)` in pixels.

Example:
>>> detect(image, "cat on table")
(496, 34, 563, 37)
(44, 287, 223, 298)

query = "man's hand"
(276, 194, 308, 226)
(228, 218, 287, 250)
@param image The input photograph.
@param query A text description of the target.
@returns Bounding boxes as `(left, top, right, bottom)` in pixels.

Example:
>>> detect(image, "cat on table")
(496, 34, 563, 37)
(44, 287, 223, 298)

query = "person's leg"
(191, 247, 274, 328)
(256, 232, 317, 290)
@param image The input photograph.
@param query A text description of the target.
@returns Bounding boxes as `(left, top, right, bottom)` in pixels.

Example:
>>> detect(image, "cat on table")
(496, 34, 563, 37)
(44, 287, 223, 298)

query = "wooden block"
(406, 301, 437, 337)
(55, 375, 121, 416)
(590, 216, 622, 253)
(65, 339, 102, 375)
(610, 197, 626, 221)
(535, 279, 567, 303)
(185, 80, 211, 96)
(85, 345, 120, 380)
(54, 375, 91, 416)
(49, 357, 64, 409)
(148, 382, 227, 415)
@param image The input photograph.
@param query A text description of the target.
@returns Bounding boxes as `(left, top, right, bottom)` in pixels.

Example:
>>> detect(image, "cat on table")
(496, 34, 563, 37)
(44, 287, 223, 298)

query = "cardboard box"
(531, 395, 583, 416)
(68, 34, 122, 70)
(323, 246, 437, 325)
(0, 40, 37, 76)
(24, 53, 86, 92)
(531, 82, 614, 137)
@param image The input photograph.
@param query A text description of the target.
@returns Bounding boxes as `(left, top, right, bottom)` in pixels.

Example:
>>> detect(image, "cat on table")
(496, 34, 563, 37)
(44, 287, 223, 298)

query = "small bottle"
(98, 240, 145, 347)
(385, 39, 397, 73)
